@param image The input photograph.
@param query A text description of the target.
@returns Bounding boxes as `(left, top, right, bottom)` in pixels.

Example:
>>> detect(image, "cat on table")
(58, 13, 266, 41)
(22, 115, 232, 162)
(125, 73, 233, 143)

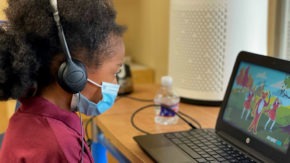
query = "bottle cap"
(161, 76, 173, 87)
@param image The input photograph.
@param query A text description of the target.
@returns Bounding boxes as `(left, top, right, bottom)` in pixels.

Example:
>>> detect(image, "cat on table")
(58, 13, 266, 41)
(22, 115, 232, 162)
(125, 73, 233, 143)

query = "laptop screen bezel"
(216, 51, 290, 162)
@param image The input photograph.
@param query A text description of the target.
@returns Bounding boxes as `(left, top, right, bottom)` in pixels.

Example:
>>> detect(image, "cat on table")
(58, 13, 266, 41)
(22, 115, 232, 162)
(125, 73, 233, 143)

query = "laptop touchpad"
(135, 134, 194, 163)
(150, 146, 194, 163)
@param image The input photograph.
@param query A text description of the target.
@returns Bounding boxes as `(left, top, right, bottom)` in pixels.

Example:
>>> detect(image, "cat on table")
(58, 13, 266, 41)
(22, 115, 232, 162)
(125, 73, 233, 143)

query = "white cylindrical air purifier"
(168, 0, 268, 105)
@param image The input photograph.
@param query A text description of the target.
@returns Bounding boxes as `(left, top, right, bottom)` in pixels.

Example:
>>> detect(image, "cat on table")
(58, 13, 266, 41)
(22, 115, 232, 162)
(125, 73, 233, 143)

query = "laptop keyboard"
(164, 129, 258, 163)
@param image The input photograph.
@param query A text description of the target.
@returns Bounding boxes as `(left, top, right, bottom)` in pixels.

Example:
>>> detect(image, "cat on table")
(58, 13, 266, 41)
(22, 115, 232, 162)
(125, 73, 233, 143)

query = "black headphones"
(49, 0, 87, 94)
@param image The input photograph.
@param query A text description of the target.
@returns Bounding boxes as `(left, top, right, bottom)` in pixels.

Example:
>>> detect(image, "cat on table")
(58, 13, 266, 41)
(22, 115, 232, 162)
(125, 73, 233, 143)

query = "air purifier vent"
(168, 0, 268, 105)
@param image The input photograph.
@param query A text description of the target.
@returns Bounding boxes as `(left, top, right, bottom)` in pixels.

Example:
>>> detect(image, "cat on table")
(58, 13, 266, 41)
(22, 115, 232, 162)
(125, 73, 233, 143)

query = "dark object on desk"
(180, 97, 222, 106)
(15, 100, 21, 111)
(0, 133, 4, 149)
(117, 63, 133, 95)
(134, 51, 290, 163)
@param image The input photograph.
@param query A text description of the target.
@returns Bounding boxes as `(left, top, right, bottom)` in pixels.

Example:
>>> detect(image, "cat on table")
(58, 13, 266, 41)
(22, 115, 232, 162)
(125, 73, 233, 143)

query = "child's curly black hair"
(0, 0, 126, 100)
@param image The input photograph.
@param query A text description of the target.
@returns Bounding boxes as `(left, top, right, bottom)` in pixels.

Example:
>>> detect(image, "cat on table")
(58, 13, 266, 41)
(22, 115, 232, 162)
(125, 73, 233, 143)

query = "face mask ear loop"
(87, 78, 104, 102)
(87, 79, 102, 88)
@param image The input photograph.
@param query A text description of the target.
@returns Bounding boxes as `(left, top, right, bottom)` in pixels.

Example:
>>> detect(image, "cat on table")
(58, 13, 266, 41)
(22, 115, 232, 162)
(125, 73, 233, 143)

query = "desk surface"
(96, 84, 220, 163)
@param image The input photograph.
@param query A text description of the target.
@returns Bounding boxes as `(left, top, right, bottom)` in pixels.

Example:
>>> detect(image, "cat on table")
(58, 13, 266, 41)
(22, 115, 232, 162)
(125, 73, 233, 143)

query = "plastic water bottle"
(154, 76, 180, 125)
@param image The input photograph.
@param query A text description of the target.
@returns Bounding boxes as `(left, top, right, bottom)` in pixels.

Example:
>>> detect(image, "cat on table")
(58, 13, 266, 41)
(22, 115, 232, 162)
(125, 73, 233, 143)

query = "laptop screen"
(223, 61, 290, 153)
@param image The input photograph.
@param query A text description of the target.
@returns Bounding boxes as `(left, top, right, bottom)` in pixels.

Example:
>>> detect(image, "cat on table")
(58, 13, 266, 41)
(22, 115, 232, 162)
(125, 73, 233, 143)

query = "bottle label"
(159, 104, 179, 117)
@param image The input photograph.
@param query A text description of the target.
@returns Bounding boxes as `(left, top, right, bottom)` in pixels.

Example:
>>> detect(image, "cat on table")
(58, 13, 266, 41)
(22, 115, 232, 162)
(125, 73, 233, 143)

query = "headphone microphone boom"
(49, 0, 87, 94)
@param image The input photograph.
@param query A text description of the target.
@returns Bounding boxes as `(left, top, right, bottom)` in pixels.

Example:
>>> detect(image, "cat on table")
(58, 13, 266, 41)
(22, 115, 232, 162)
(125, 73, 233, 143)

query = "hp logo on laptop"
(246, 137, 251, 144)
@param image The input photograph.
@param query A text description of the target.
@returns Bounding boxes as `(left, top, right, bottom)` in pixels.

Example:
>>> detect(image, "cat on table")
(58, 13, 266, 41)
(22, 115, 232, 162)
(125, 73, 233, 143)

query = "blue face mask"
(71, 80, 120, 116)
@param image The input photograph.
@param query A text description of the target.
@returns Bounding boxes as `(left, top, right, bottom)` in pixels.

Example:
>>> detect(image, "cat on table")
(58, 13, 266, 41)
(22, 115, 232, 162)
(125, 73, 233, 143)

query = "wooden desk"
(96, 84, 220, 163)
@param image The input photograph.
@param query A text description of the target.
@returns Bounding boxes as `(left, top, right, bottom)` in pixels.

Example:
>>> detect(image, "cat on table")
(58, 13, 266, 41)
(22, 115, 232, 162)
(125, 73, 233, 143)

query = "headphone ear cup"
(57, 60, 87, 93)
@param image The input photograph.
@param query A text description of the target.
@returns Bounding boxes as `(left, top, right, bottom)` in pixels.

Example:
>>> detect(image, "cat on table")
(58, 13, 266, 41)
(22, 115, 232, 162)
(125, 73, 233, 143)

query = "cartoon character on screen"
(264, 97, 281, 132)
(248, 91, 271, 134)
(241, 89, 254, 120)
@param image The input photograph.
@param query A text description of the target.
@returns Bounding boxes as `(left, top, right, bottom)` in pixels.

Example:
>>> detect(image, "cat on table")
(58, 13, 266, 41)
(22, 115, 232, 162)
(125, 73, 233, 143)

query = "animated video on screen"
(224, 62, 290, 152)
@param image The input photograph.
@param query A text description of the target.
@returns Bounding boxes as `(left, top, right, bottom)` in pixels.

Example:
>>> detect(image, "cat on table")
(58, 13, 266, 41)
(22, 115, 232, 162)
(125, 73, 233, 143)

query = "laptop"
(134, 51, 290, 163)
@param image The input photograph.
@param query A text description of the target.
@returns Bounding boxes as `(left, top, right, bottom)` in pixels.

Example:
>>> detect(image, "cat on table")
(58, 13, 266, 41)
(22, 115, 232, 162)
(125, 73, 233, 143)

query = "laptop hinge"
(217, 131, 275, 163)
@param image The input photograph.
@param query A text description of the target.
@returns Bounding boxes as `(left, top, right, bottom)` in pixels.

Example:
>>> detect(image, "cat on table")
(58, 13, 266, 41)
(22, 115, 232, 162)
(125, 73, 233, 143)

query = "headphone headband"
(49, 0, 87, 93)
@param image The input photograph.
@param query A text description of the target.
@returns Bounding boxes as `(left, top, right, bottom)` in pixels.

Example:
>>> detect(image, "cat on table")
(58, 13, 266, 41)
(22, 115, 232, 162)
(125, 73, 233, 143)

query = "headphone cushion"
(57, 60, 87, 93)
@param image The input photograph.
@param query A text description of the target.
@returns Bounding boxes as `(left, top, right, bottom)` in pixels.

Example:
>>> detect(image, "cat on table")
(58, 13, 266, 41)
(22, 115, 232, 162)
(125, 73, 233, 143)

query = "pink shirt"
(0, 96, 93, 162)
